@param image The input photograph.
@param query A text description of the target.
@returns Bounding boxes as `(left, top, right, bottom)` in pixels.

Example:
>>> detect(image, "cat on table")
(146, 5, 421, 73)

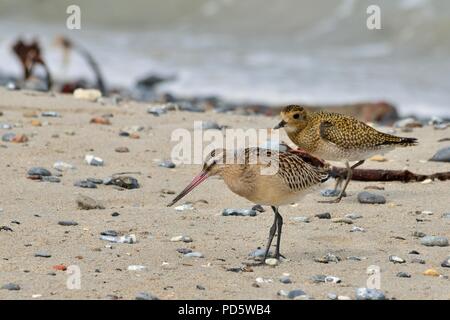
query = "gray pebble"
(311, 275, 327, 283)
(41, 111, 60, 117)
(429, 147, 450, 163)
(389, 255, 406, 264)
(159, 160, 176, 168)
(327, 293, 338, 300)
(357, 192, 386, 204)
(441, 257, 450, 268)
(202, 121, 222, 130)
(222, 209, 257, 217)
(41, 176, 61, 183)
(196, 285, 206, 290)
(1, 283, 20, 290)
(87, 178, 104, 184)
(135, 292, 159, 300)
(420, 236, 449, 247)
(27, 167, 51, 177)
(184, 252, 204, 258)
(251, 205, 265, 212)
(35, 251, 51, 258)
(315, 212, 331, 219)
(355, 288, 386, 300)
(287, 289, 307, 299)
(412, 231, 426, 238)
(101, 230, 119, 237)
(177, 248, 192, 254)
(110, 176, 139, 189)
(74, 180, 98, 188)
(249, 248, 267, 258)
(345, 213, 363, 220)
(291, 216, 310, 223)
(280, 275, 292, 284)
(411, 258, 426, 264)
(397, 272, 411, 278)
(58, 221, 78, 226)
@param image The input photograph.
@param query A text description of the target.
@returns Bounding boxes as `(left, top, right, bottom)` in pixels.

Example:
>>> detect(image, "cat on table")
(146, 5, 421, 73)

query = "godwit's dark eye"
(293, 113, 300, 119)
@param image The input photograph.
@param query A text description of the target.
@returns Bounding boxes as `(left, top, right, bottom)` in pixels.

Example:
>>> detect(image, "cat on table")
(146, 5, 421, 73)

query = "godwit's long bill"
(168, 147, 330, 261)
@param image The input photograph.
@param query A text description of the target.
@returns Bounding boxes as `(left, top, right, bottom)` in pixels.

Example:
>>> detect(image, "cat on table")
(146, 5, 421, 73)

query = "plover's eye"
(293, 113, 300, 119)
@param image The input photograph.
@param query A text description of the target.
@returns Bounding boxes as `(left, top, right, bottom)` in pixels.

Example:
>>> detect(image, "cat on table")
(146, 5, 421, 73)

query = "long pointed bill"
(167, 171, 209, 207)
(273, 120, 286, 129)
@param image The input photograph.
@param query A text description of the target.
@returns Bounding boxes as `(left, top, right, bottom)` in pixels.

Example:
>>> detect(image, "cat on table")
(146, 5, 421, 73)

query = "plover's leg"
(320, 161, 355, 203)
(263, 207, 278, 261)
(274, 207, 284, 260)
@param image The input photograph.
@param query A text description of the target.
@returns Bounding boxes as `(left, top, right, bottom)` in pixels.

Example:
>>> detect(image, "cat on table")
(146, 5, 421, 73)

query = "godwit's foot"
(318, 197, 343, 204)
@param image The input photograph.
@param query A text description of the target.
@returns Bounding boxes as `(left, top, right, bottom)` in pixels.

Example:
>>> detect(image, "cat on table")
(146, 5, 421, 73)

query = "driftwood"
(330, 167, 450, 183)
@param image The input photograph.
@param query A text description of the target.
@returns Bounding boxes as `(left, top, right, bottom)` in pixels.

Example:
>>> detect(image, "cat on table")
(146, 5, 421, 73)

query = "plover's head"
(274, 105, 308, 132)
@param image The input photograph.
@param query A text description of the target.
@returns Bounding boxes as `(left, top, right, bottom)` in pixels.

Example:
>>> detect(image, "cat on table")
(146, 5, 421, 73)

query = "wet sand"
(0, 88, 449, 300)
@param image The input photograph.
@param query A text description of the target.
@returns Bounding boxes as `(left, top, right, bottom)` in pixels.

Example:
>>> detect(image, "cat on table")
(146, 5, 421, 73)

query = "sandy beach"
(0, 87, 449, 300)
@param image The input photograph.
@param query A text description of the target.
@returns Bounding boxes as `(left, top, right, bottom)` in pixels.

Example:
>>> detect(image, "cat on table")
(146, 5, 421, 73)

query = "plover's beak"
(273, 120, 287, 129)
(167, 170, 209, 207)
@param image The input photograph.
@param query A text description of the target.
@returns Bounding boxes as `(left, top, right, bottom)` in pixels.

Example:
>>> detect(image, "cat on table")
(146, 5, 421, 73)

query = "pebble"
(321, 189, 346, 197)
(196, 285, 206, 290)
(315, 212, 331, 219)
(357, 191, 386, 204)
(201, 121, 222, 130)
(442, 213, 450, 219)
(314, 253, 341, 264)
(53, 161, 75, 171)
(287, 289, 307, 299)
(87, 178, 103, 184)
(170, 235, 193, 243)
(327, 293, 338, 300)
(41, 176, 61, 183)
(345, 213, 363, 220)
(412, 231, 426, 238)
(1, 283, 20, 291)
(135, 292, 159, 300)
(110, 176, 139, 189)
(394, 118, 422, 129)
(264, 258, 278, 266)
(423, 269, 440, 277)
(41, 111, 60, 117)
(90, 117, 111, 125)
(369, 155, 387, 162)
(127, 265, 147, 271)
(111, 212, 120, 217)
(74, 180, 98, 189)
(411, 258, 426, 264)
(177, 248, 192, 254)
(355, 288, 386, 300)
(420, 236, 449, 247)
(85, 154, 104, 166)
(252, 204, 265, 212)
(409, 250, 420, 255)
(350, 226, 365, 232)
(58, 221, 78, 226)
(174, 203, 194, 211)
(249, 248, 268, 258)
(147, 106, 168, 116)
(440, 257, 450, 268)
(6, 81, 19, 90)
(184, 252, 204, 258)
(279, 274, 291, 284)
(76, 195, 105, 210)
(331, 218, 353, 224)
(115, 146, 129, 153)
(73, 88, 102, 101)
(35, 251, 51, 258)
(291, 216, 311, 223)
(159, 160, 176, 168)
(100, 234, 137, 244)
(325, 276, 341, 284)
(397, 272, 411, 278)
(311, 274, 327, 283)
(429, 147, 450, 163)
(389, 255, 406, 264)
(27, 167, 51, 178)
(222, 209, 257, 217)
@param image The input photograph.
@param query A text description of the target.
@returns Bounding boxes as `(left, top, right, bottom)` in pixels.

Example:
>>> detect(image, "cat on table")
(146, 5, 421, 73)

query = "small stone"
(350, 226, 365, 232)
(76, 195, 105, 210)
(423, 269, 440, 277)
(115, 147, 129, 153)
(314, 253, 341, 264)
(369, 155, 387, 162)
(412, 231, 426, 238)
(74, 180, 98, 189)
(74, 88, 102, 101)
(58, 221, 78, 226)
(174, 203, 194, 211)
(357, 192, 386, 204)
(6, 82, 19, 90)
(1, 283, 20, 291)
(355, 288, 386, 300)
(389, 255, 406, 264)
(280, 275, 291, 284)
(170, 235, 193, 243)
(321, 189, 346, 197)
(327, 293, 338, 300)
(409, 250, 420, 255)
(420, 236, 449, 247)
(184, 252, 204, 258)
(127, 265, 147, 271)
(222, 209, 257, 217)
(53, 161, 75, 171)
(41, 176, 61, 183)
(331, 218, 353, 224)
(345, 213, 363, 220)
(147, 106, 167, 116)
(201, 121, 222, 130)
(135, 292, 158, 300)
(429, 147, 450, 163)
(411, 258, 426, 264)
(394, 118, 422, 129)
(101, 230, 119, 237)
(31, 119, 42, 127)
(311, 275, 327, 283)
(41, 111, 60, 117)
(397, 272, 411, 278)
(265, 258, 278, 266)
(2, 132, 16, 142)
(159, 160, 176, 168)
(315, 212, 331, 219)
(325, 276, 341, 284)
(27, 167, 51, 177)
(111, 212, 120, 217)
(35, 251, 51, 258)
(442, 213, 450, 219)
(110, 176, 139, 189)
(440, 257, 450, 268)
(90, 117, 111, 125)
(85, 155, 104, 166)
(249, 248, 268, 258)
(177, 248, 192, 254)
(287, 289, 307, 299)
(196, 285, 206, 290)
(251, 204, 265, 212)
(291, 216, 310, 223)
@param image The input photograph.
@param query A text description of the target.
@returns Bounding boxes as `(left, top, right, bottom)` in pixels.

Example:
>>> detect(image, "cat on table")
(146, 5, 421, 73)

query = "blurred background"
(0, 0, 449, 117)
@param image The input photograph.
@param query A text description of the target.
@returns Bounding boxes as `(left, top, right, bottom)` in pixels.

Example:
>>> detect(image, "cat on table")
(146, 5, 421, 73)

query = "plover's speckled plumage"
(168, 147, 330, 260)
(274, 105, 417, 202)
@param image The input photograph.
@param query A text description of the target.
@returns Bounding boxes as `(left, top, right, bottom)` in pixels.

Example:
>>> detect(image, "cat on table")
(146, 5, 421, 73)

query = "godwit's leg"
(263, 207, 278, 261)
(320, 161, 353, 203)
(274, 207, 284, 260)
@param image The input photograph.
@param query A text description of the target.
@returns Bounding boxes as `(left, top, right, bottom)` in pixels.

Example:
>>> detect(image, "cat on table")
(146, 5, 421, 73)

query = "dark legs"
(263, 206, 284, 260)
(320, 160, 365, 203)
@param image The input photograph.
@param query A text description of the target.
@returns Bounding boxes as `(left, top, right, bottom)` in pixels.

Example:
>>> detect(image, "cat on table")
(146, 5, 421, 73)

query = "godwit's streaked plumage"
(274, 105, 418, 203)
(168, 147, 330, 260)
